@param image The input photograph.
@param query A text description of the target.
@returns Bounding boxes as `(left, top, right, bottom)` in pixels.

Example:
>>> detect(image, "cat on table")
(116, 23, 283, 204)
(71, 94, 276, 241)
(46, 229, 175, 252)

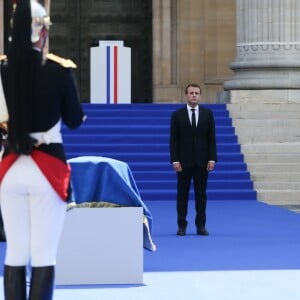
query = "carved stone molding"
(225, 0, 300, 90)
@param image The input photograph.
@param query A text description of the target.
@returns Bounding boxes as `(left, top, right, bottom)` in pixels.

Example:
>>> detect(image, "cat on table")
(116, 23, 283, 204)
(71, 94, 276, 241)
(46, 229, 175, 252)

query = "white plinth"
(90, 43, 131, 104)
(55, 207, 143, 285)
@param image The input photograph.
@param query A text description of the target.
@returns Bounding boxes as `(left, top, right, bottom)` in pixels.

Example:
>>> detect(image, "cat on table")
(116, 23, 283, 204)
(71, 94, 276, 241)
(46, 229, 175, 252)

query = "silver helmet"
(30, 0, 51, 43)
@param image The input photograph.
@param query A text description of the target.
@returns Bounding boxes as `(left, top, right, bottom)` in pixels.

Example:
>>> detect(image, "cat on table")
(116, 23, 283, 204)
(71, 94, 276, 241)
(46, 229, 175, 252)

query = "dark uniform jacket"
(0, 50, 85, 200)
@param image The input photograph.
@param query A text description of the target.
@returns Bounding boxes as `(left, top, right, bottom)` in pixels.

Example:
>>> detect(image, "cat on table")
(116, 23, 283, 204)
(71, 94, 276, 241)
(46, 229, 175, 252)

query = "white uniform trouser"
(0, 155, 67, 266)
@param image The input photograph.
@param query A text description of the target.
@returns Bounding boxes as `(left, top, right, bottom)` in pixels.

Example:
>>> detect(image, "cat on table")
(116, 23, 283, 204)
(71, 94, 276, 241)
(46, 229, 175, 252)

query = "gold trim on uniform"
(46, 53, 77, 69)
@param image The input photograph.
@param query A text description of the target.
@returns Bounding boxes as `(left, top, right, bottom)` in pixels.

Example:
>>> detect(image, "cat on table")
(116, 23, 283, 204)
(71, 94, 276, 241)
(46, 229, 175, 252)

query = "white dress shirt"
(187, 104, 198, 126)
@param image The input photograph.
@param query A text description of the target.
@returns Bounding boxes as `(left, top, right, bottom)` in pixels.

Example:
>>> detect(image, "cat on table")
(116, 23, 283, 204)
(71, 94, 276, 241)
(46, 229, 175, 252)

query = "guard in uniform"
(0, 1, 86, 299)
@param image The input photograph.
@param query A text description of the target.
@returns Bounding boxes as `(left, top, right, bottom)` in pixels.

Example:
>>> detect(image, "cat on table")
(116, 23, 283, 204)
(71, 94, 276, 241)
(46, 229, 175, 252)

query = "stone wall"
(153, 0, 236, 103)
(0, 0, 236, 103)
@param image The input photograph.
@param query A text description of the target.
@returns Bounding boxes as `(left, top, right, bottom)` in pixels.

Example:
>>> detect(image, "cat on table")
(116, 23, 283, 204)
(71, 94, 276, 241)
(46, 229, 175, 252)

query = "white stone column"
(224, 0, 300, 93)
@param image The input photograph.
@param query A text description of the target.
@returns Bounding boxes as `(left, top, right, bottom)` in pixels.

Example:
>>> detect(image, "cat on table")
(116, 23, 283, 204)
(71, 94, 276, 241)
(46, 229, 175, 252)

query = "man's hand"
(207, 161, 215, 172)
(173, 162, 182, 172)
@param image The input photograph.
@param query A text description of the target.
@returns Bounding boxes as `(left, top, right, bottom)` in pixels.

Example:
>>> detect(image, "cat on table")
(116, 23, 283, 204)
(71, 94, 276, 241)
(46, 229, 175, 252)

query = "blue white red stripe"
(90, 43, 131, 104)
(106, 46, 119, 104)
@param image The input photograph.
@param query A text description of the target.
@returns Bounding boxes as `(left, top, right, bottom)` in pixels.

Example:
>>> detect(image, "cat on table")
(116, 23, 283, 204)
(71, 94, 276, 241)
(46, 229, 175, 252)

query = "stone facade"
(153, 0, 236, 103)
(226, 1, 300, 209)
(1, 0, 236, 104)
(225, 0, 300, 95)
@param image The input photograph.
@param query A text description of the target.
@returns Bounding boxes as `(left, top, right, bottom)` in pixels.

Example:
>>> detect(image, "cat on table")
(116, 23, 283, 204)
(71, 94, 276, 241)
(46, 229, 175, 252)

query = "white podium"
(90, 40, 131, 104)
(55, 207, 143, 285)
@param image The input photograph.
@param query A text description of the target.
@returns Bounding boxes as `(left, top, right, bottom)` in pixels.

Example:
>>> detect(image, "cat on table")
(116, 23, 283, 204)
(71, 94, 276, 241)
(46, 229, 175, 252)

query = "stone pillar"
(152, 0, 172, 87)
(152, 0, 183, 102)
(224, 0, 300, 103)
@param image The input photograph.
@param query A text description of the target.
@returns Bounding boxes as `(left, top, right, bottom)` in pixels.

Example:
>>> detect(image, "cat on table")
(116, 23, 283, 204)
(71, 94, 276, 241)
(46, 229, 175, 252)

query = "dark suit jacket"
(170, 105, 217, 168)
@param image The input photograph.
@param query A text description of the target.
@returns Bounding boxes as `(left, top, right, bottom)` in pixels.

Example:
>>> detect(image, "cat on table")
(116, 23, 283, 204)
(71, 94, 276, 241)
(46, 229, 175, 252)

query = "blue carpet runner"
(62, 103, 257, 201)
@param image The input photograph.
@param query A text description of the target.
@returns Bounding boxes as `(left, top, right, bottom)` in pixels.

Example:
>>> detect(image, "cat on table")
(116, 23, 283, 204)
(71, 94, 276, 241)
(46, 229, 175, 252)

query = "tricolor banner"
(90, 41, 131, 104)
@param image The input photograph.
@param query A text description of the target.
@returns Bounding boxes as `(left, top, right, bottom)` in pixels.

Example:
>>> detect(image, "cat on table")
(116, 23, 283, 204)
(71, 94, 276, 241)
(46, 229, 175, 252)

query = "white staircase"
(227, 102, 300, 208)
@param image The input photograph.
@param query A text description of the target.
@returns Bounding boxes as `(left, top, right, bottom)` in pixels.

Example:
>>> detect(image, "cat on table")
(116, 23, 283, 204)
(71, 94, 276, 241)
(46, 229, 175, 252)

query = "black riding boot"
(28, 266, 55, 300)
(4, 265, 27, 300)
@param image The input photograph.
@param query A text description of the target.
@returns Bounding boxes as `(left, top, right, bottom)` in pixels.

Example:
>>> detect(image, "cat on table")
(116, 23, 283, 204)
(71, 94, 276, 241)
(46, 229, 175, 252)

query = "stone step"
(257, 190, 300, 205)
(232, 120, 300, 143)
(254, 181, 300, 189)
(244, 154, 300, 163)
(247, 163, 300, 172)
(228, 103, 300, 118)
(228, 102, 300, 208)
(251, 172, 300, 182)
(228, 103, 300, 144)
(241, 142, 300, 153)
(229, 110, 300, 119)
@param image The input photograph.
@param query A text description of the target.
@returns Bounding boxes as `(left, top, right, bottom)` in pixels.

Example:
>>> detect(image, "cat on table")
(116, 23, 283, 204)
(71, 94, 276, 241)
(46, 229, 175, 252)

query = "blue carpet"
(1, 200, 300, 299)
(144, 200, 300, 272)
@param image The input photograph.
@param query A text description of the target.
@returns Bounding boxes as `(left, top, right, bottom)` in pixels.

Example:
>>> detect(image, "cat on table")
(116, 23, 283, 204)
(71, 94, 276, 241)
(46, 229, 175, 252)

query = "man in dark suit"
(170, 83, 217, 236)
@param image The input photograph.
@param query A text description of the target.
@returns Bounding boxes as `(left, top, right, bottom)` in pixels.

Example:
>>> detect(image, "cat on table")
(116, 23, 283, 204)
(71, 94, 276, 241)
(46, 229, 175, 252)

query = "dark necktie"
(191, 108, 196, 129)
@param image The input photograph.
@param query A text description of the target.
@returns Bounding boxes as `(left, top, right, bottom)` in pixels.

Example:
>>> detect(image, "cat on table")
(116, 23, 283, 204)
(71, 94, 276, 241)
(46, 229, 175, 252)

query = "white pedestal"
(55, 207, 143, 285)
(90, 40, 131, 104)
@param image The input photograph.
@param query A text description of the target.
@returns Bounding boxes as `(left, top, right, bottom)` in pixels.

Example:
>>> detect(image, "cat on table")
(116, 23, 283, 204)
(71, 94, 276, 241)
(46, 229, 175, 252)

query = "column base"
(225, 89, 300, 104)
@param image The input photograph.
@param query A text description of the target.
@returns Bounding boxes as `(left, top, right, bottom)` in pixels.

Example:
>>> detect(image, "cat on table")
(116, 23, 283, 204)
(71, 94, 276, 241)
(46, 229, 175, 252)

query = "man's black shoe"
(197, 228, 209, 236)
(177, 228, 186, 236)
